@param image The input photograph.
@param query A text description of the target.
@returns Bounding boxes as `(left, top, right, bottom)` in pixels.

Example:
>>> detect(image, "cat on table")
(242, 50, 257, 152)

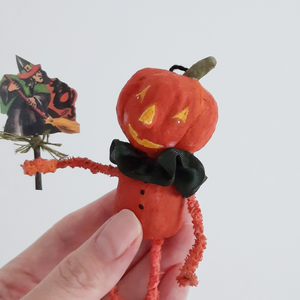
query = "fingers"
(0, 190, 116, 298)
(108, 203, 195, 300)
(127, 201, 193, 274)
(21, 210, 143, 300)
(13, 82, 20, 90)
(8, 81, 20, 91)
(159, 264, 189, 300)
(12, 81, 20, 89)
(27, 98, 37, 108)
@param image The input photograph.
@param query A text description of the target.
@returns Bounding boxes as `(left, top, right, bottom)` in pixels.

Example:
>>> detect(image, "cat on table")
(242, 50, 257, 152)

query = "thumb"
(22, 209, 142, 300)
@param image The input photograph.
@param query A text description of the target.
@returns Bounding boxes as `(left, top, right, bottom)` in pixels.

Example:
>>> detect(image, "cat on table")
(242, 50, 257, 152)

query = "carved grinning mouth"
(129, 124, 163, 149)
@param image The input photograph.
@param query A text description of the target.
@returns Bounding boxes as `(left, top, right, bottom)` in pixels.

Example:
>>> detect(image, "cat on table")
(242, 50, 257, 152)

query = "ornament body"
(114, 173, 185, 240)
(115, 66, 218, 240)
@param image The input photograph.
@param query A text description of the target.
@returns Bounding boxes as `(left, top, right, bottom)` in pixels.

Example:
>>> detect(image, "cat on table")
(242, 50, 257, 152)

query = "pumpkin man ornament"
(23, 56, 218, 300)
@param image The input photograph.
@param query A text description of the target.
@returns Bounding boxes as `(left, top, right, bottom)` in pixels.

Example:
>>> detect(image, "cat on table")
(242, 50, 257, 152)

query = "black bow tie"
(110, 139, 207, 198)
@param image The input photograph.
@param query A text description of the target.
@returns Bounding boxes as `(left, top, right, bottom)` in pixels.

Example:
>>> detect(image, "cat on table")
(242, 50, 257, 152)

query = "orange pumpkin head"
(117, 57, 218, 157)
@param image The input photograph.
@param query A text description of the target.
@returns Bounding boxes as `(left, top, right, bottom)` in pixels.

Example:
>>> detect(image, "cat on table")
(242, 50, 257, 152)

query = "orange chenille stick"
(145, 239, 164, 300)
(110, 239, 165, 300)
(176, 195, 206, 286)
(22, 157, 120, 177)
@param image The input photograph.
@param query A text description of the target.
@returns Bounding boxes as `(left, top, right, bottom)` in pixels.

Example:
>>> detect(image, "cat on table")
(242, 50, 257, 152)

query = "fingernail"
(95, 210, 142, 262)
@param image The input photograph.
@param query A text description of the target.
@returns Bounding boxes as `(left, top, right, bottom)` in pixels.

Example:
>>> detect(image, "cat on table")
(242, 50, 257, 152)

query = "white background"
(0, 1, 299, 299)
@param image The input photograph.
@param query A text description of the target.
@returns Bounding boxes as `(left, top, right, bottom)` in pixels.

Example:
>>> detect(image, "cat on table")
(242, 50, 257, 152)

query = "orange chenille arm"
(176, 195, 207, 287)
(22, 157, 120, 177)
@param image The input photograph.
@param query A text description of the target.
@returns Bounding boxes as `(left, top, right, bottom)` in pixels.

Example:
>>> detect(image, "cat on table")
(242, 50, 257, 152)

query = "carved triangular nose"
(139, 104, 156, 125)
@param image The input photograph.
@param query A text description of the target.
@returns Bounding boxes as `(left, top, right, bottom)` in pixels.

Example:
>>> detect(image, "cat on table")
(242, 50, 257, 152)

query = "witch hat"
(16, 55, 41, 79)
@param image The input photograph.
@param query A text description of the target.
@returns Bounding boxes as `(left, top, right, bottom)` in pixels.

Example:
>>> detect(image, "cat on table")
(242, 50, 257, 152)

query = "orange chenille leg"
(109, 285, 125, 300)
(22, 157, 120, 177)
(176, 195, 207, 287)
(145, 239, 164, 300)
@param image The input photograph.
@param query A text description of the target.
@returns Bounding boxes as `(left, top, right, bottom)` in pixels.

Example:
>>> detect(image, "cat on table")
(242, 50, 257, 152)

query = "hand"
(8, 81, 20, 92)
(27, 97, 37, 108)
(0, 190, 193, 300)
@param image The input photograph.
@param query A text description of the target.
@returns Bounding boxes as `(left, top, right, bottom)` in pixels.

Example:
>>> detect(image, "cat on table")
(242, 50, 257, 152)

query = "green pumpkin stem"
(183, 56, 217, 80)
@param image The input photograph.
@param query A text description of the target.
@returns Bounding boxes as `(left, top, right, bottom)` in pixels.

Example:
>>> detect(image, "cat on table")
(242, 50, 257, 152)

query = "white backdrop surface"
(0, 1, 299, 299)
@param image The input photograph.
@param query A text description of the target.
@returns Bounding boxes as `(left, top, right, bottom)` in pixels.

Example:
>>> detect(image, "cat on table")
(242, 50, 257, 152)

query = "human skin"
(0, 190, 194, 300)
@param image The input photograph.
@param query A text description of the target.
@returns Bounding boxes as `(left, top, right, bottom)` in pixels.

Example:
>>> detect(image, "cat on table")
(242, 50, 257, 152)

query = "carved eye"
(139, 104, 156, 125)
(173, 107, 189, 123)
(136, 85, 150, 102)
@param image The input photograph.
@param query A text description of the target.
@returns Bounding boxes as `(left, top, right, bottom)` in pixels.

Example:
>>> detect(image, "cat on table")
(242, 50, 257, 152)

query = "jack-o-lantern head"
(117, 57, 218, 157)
